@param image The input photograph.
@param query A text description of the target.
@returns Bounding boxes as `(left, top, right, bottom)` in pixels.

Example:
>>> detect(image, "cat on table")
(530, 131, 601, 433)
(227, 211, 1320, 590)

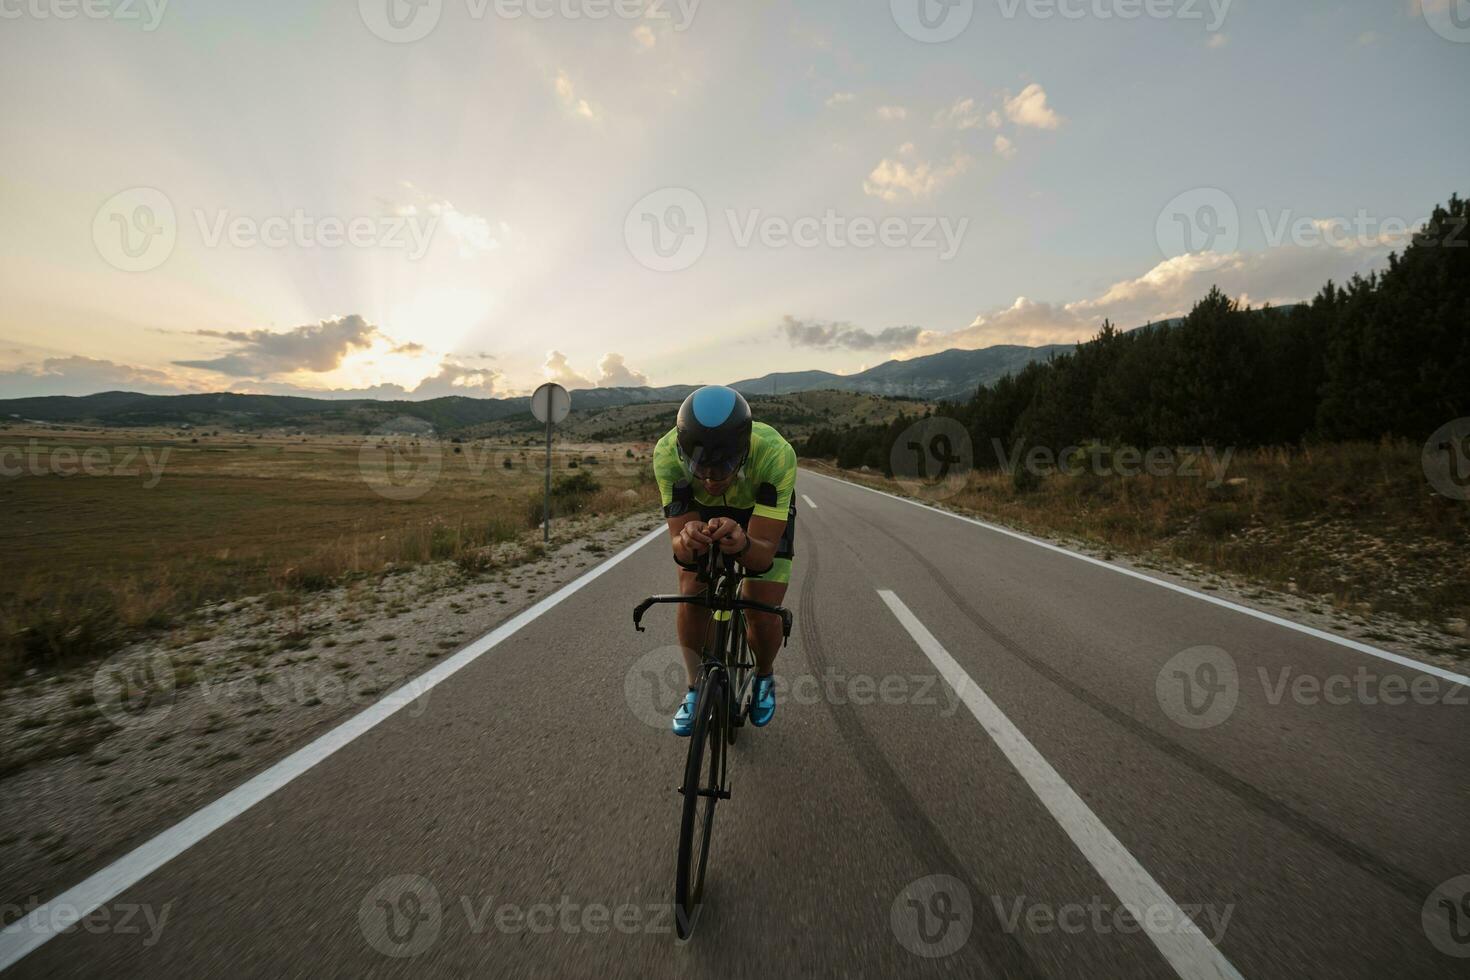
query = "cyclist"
(653, 385, 797, 736)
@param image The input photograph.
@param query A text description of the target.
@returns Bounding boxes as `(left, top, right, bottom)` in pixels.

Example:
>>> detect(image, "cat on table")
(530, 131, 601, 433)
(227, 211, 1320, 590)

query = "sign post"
(530, 382, 571, 543)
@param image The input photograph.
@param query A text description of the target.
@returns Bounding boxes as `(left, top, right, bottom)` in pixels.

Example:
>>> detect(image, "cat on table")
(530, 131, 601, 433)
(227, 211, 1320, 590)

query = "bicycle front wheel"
(675, 672, 723, 940)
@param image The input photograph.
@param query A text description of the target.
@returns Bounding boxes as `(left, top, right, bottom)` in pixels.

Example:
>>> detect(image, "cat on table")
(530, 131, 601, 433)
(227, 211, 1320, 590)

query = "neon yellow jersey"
(653, 421, 797, 522)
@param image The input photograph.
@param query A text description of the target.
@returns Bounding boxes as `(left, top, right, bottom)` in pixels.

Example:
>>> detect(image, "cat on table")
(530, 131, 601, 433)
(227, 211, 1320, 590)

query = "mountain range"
(0, 341, 1080, 431)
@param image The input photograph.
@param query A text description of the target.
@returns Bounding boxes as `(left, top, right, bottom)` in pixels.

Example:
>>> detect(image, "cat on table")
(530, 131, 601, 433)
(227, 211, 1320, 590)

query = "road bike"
(633, 545, 792, 941)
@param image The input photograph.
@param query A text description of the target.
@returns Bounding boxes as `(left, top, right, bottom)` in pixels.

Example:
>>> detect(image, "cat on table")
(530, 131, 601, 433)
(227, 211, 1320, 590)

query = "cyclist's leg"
(674, 567, 707, 687)
(739, 493, 795, 671)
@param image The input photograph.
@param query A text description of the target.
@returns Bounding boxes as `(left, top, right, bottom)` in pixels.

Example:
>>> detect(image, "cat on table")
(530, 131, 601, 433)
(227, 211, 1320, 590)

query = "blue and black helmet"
(676, 385, 752, 479)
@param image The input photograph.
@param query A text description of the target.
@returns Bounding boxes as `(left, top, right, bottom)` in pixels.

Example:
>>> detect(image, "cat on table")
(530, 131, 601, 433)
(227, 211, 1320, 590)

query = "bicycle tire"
(674, 672, 723, 940)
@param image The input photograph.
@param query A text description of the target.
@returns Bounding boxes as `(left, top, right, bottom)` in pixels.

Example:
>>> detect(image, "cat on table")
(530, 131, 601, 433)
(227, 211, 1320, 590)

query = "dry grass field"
(0, 423, 661, 682)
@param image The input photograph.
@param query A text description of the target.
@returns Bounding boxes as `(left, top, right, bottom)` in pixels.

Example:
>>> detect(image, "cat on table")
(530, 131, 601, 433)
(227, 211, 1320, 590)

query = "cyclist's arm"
(733, 513, 784, 573)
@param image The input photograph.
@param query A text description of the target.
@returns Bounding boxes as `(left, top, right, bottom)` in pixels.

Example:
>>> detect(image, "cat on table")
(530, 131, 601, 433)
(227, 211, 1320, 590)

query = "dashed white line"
(801, 493, 818, 509)
(810, 470, 1468, 686)
(878, 589, 1244, 980)
(0, 524, 666, 973)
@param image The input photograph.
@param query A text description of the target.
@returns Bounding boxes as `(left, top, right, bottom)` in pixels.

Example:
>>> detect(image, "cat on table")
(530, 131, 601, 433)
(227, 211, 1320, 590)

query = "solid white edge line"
(878, 590, 1245, 980)
(810, 469, 1469, 687)
(0, 523, 667, 973)
(800, 493, 818, 509)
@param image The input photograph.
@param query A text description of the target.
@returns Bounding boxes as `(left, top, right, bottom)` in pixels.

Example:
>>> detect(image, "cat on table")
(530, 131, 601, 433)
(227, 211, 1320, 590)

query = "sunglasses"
(681, 450, 743, 481)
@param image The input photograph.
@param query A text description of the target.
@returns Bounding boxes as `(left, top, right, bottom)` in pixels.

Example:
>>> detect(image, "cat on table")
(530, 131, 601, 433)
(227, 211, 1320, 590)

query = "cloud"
(863, 147, 971, 202)
(175, 315, 378, 378)
(1004, 83, 1062, 130)
(392, 183, 507, 257)
(933, 97, 983, 130)
(0, 356, 186, 399)
(595, 352, 649, 387)
(409, 362, 503, 398)
(875, 105, 907, 121)
(901, 239, 1402, 354)
(555, 70, 598, 121)
(779, 316, 924, 351)
(994, 134, 1017, 159)
(825, 91, 855, 107)
(543, 350, 592, 389)
(391, 341, 426, 354)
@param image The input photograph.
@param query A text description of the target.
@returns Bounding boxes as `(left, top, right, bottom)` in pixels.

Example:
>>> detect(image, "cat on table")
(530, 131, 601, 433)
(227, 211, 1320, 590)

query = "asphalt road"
(5, 471, 1468, 978)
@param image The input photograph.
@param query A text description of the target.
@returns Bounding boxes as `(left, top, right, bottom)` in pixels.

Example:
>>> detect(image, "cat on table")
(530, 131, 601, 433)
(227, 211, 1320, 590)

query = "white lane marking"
(0, 524, 666, 973)
(878, 590, 1244, 980)
(811, 470, 1469, 686)
(800, 493, 818, 509)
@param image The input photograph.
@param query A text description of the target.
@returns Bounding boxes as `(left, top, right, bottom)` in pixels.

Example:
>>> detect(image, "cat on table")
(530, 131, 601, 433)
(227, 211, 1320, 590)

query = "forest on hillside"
(798, 195, 1469, 474)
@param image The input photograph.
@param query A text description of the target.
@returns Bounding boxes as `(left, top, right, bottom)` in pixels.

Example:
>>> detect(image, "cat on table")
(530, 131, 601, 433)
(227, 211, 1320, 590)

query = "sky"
(1, 0, 1467, 400)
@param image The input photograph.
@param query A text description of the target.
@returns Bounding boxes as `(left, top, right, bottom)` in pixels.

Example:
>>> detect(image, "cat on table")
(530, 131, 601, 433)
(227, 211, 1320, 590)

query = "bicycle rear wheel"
(675, 672, 724, 940)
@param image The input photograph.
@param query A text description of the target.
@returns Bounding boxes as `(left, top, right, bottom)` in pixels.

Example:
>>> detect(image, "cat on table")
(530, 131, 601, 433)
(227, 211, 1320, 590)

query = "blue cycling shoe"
(672, 688, 698, 737)
(750, 674, 776, 727)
